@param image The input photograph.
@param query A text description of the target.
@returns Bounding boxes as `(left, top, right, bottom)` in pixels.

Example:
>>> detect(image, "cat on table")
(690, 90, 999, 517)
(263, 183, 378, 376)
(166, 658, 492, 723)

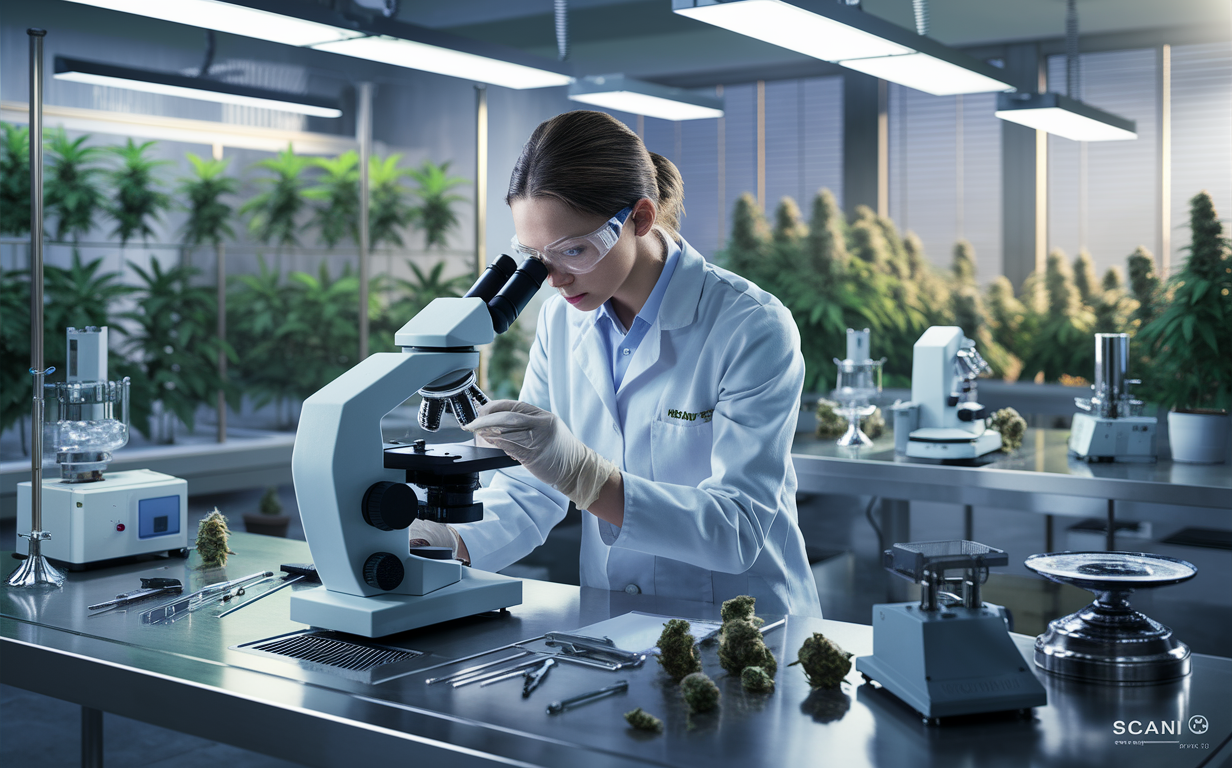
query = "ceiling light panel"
(995, 92, 1137, 142)
(568, 75, 723, 121)
(54, 57, 342, 118)
(840, 52, 1013, 96)
(61, 0, 362, 47)
(312, 36, 573, 90)
(674, 0, 910, 62)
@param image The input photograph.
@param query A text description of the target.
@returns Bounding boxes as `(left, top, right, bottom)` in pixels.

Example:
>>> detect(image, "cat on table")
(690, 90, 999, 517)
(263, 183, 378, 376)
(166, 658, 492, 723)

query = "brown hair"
(506, 110, 685, 241)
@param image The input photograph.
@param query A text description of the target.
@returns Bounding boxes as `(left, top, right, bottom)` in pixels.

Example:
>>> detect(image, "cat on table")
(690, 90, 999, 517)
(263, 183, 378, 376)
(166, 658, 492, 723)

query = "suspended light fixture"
(61, 0, 362, 47)
(62, 0, 573, 90)
(54, 56, 343, 117)
(995, 92, 1135, 142)
(994, 0, 1136, 142)
(672, 0, 1014, 96)
(568, 75, 723, 121)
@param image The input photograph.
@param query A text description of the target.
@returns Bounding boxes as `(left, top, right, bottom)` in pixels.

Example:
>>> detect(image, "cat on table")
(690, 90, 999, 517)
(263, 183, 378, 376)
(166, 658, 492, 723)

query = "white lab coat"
(455, 239, 822, 618)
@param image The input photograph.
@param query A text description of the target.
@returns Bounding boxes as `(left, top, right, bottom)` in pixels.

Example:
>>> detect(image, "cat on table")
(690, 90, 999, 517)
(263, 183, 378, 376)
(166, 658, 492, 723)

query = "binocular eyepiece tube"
(466, 254, 549, 335)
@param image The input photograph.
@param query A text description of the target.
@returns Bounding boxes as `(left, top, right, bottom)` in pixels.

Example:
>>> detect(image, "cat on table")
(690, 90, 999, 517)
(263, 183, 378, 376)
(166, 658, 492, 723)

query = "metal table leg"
(879, 498, 911, 601)
(1106, 499, 1115, 551)
(82, 706, 103, 768)
(963, 504, 974, 541)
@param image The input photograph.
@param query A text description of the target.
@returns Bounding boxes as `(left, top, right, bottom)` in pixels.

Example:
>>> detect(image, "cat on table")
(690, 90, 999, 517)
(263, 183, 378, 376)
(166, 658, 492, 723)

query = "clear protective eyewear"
(510, 206, 633, 275)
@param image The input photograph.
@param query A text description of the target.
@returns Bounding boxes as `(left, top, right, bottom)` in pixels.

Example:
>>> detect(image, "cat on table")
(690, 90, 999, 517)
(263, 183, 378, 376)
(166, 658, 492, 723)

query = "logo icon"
(1189, 715, 1209, 735)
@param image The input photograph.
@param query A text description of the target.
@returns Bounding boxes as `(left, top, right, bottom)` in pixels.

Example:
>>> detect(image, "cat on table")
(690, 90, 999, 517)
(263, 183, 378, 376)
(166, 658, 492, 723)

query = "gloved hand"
(463, 400, 618, 510)
(408, 519, 463, 560)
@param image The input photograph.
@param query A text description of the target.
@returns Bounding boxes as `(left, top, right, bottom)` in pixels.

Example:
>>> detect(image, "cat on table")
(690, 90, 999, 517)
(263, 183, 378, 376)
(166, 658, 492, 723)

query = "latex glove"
(408, 519, 462, 559)
(463, 400, 618, 510)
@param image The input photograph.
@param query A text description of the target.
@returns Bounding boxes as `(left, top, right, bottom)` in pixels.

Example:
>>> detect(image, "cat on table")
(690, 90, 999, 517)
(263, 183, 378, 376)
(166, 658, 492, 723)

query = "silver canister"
(1093, 333, 1129, 418)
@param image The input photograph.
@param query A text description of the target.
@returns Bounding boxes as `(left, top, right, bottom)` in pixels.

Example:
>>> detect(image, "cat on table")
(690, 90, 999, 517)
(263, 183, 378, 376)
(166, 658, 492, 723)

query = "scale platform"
(906, 428, 1001, 460)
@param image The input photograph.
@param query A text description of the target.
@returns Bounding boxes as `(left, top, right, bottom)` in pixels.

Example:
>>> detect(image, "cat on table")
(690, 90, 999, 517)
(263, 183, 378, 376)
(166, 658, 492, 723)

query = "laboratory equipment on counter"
(16, 327, 188, 569)
(1025, 551, 1196, 684)
(290, 254, 547, 638)
(8, 27, 63, 589)
(217, 563, 319, 618)
(901, 327, 1002, 460)
(856, 540, 1047, 723)
(830, 328, 886, 448)
(1069, 333, 1157, 462)
(522, 658, 554, 697)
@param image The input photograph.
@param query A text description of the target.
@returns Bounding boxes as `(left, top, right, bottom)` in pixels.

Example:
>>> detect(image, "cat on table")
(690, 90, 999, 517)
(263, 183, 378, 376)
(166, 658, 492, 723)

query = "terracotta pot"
(1167, 410, 1230, 464)
(243, 513, 291, 537)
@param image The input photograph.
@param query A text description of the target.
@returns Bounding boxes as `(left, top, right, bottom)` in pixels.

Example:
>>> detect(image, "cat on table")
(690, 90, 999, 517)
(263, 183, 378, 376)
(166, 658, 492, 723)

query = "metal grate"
(250, 632, 420, 672)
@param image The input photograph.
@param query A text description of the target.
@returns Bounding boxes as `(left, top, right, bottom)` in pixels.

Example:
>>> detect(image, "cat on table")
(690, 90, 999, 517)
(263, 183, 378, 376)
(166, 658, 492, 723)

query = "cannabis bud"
(196, 508, 235, 568)
(624, 708, 664, 733)
(656, 619, 702, 683)
(680, 672, 721, 714)
(741, 665, 775, 693)
(789, 632, 853, 689)
(989, 407, 1027, 451)
(719, 596, 776, 678)
(721, 595, 763, 626)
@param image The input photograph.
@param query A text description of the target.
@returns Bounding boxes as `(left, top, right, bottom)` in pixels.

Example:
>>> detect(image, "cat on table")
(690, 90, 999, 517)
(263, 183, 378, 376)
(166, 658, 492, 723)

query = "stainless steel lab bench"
(3, 533, 1230, 767)
(791, 428, 1232, 552)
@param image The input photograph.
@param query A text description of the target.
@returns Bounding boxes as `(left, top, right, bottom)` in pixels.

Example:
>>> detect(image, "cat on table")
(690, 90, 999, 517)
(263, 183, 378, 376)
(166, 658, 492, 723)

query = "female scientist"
(412, 110, 821, 618)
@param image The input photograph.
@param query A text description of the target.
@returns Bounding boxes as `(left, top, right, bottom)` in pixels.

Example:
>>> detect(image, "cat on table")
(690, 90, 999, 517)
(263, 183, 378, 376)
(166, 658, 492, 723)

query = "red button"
(116, 523, 125, 532)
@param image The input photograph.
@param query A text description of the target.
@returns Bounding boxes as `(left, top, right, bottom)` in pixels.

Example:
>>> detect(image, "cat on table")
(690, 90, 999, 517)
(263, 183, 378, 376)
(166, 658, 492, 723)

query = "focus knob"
(363, 552, 404, 591)
(362, 482, 416, 531)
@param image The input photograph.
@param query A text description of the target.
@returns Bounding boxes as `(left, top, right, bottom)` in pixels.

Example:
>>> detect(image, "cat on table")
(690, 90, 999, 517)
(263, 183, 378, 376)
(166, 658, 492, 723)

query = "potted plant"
(244, 486, 290, 537)
(1137, 191, 1232, 463)
(44, 129, 107, 243)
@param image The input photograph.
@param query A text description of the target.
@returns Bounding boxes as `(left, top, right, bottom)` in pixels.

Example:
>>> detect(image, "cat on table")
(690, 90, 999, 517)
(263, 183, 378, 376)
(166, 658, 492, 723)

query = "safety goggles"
(510, 207, 633, 275)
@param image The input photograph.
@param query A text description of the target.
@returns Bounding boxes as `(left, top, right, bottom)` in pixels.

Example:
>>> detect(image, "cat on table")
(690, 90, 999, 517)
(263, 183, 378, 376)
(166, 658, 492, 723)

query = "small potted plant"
(244, 486, 291, 537)
(1137, 191, 1232, 463)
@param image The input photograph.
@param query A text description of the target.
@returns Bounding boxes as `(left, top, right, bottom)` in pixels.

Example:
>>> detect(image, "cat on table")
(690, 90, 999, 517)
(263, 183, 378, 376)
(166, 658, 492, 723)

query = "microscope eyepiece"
(464, 253, 517, 304)
(488, 256, 548, 334)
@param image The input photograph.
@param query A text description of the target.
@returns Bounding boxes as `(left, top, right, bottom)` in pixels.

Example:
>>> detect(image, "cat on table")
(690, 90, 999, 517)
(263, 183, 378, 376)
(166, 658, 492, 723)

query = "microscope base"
(906, 428, 1001, 460)
(290, 569, 522, 638)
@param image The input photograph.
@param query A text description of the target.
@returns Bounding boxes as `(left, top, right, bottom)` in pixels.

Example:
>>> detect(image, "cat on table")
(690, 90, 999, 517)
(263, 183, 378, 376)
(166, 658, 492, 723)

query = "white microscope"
(290, 254, 546, 638)
(899, 326, 1001, 460)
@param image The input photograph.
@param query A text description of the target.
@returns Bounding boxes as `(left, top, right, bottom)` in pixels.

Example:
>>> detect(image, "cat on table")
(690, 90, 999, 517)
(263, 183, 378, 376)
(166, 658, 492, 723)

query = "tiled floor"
(3, 486, 1229, 766)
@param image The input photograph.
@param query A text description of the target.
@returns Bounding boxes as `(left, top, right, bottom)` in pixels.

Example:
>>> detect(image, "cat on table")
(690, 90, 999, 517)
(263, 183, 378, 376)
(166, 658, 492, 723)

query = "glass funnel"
(831, 357, 885, 448)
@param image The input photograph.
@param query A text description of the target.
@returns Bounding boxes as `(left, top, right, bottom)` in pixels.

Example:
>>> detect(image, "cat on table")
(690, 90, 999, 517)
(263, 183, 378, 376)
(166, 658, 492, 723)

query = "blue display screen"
(138, 495, 180, 539)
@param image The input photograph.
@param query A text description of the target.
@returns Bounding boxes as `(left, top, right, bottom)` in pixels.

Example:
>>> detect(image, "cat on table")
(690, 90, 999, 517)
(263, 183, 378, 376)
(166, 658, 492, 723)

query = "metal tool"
(218, 563, 318, 618)
(1069, 334, 1157, 462)
(547, 680, 628, 715)
(544, 631, 644, 665)
(1026, 551, 1196, 684)
(856, 540, 1047, 723)
(425, 651, 532, 685)
(450, 656, 545, 688)
(88, 577, 182, 611)
(522, 658, 554, 697)
(141, 571, 273, 624)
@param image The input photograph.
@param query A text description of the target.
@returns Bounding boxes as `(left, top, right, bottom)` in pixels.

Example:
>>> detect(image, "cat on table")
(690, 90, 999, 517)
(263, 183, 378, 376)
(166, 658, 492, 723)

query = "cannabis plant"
(240, 144, 314, 248)
(1126, 246, 1160, 329)
(305, 150, 359, 248)
(1072, 249, 1099, 307)
(107, 138, 170, 245)
(1020, 249, 1096, 382)
(985, 276, 1027, 360)
(1136, 191, 1232, 411)
(1092, 266, 1136, 333)
(121, 259, 229, 442)
(387, 260, 471, 323)
(408, 159, 469, 250)
(178, 154, 238, 248)
(804, 189, 848, 280)
(286, 262, 368, 398)
(369, 154, 415, 249)
(44, 129, 107, 242)
(904, 232, 951, 326)
(1, 122, 30, 236)
(950, 240, 1018, 380)
(0, 270, 31, 444)
(722, 192, 772, 282)
(486, 315, 531, 400)
(227, 257, 300, 425)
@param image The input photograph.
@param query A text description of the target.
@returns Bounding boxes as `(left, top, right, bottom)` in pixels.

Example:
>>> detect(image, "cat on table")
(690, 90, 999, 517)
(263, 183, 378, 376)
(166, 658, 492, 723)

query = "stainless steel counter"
(792, 428, 1232, 514)
(3, 534, 1230, 768)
